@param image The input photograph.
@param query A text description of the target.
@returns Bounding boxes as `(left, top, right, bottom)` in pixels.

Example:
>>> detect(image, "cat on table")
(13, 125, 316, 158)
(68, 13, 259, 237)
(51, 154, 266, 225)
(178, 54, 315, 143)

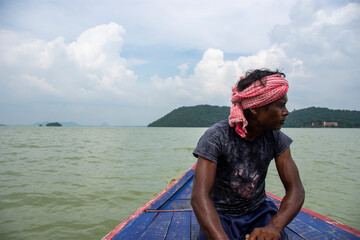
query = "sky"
(0, 0, 359, 126)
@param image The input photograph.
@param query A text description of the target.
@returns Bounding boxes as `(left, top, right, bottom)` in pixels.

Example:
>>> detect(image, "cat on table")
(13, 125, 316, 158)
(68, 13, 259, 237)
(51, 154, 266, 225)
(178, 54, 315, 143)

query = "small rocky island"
(46, 122, 62, 127)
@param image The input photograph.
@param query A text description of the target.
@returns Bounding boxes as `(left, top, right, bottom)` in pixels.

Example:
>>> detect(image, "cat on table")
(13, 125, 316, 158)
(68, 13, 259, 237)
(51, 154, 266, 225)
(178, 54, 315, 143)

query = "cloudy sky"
(0, 0, 359, 126)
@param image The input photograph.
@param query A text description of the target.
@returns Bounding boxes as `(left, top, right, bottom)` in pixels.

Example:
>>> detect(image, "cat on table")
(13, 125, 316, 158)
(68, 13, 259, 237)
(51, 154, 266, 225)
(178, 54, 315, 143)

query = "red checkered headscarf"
(229, 73, 288, 138)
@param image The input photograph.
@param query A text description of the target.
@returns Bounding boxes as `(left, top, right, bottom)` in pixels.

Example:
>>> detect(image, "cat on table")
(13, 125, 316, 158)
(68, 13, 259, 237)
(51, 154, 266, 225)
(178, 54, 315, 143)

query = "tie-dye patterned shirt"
(193, 120, 292, 216)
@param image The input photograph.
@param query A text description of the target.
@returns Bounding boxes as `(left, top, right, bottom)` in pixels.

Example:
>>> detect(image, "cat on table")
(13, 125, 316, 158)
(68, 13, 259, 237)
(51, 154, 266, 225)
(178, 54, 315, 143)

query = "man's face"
(257, 95, 289, 130)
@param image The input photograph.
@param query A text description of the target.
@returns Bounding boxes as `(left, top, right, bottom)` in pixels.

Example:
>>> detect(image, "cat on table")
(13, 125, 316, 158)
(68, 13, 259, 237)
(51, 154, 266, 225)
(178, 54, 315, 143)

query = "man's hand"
(248, 226, 281, 240)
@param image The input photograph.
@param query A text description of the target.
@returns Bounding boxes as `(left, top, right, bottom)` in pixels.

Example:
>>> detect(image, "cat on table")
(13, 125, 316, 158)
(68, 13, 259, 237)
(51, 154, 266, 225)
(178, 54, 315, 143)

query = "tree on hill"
(148, 105, 360, 128)
(148, 105, 230, 127)
(283, 107, 360, 128)
(46, 122, 62, 127)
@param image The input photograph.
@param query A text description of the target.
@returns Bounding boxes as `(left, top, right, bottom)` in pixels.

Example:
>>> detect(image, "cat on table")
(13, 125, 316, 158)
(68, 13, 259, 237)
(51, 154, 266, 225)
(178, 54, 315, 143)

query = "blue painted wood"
(148, 170, 194, 210)
(139, 212, 173, 240)
(171, 178, 192, 200)
(290, 211, 359, 240)
(161, 199, 191, 210)
(287, 217, 325, 239)
(159, 176, 193, 210)
(112, 212, 157, 240)
(108, 167, 360, 240)
(166, 212, 191, 239)
(284, 227, 304, 240)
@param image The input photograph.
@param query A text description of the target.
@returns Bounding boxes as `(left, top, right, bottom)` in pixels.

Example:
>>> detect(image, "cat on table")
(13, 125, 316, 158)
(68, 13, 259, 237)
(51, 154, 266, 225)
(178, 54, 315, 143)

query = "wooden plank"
(166, 212, 191, 239)
(148, 170, 194, 210)
(267, 192, 360, 238)
(284, 227, 304, 240)
(139, 212, 173, 240)
(292, 211, 360, 239)
(287, 217, 325, 239)
(300, 207, 360, 237)
(172, 178, 193, 200)
(267, 194, 359, 239)
(111, 212, 157, 240)
(160, 199, 192, 210)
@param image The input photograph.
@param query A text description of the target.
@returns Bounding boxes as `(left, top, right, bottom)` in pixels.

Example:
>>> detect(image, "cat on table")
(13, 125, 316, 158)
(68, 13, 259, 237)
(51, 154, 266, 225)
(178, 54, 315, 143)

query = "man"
(191, 69, 305, 240)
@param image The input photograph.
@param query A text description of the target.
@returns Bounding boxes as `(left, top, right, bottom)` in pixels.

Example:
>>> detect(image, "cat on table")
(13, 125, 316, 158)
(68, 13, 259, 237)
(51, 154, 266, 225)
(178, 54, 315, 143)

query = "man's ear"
(249, 108, 260, 115)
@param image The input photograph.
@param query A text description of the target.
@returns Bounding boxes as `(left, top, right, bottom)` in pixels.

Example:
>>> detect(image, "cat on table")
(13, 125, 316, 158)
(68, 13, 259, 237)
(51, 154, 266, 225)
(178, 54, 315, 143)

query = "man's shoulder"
(263, 129, 285, 138)
(270, 129, 291, 141)
(206, 119, 231, 134)
(199, 119, 231, 141)
(211, 119, 229, 128)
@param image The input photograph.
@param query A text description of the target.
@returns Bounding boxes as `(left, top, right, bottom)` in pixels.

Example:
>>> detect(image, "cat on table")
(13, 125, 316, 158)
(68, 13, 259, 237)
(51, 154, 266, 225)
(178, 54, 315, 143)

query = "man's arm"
(191, 157, 230, 240)
(250, 147, 305, 239)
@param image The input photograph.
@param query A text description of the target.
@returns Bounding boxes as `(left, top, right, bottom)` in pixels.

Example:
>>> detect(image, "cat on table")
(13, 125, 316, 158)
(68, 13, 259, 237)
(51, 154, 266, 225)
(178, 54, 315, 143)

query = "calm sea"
(0, 126, 359, 239)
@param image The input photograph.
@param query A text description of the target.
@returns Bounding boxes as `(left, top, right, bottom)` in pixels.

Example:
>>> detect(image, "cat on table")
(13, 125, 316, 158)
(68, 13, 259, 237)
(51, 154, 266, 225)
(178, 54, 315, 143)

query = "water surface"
(0, 127, 359, 239)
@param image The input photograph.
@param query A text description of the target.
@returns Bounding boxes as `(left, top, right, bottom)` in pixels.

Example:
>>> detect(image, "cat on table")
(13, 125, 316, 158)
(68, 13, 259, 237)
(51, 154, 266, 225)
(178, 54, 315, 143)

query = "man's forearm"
(267, 186, 305, 232)
(191, 196, 229, 240)
(270, 148, 305, 233)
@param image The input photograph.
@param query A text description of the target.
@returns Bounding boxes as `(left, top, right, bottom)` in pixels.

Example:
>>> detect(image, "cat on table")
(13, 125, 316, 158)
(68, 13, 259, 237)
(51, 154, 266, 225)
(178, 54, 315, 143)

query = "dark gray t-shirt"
(193, 120, 292, 215)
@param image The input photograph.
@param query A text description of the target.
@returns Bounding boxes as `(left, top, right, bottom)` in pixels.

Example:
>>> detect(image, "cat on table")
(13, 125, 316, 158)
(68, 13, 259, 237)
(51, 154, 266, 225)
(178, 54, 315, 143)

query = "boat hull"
(103, 165, 360, 239)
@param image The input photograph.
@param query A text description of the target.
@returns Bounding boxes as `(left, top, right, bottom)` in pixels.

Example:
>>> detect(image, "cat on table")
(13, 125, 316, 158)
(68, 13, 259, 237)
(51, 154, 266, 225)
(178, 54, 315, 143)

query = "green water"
(0, 127, 359, 239)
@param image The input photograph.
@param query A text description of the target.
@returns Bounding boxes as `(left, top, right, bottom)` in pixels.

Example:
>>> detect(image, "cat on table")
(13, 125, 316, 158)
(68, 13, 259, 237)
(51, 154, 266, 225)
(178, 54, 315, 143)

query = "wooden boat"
(103, 165, 360, 240)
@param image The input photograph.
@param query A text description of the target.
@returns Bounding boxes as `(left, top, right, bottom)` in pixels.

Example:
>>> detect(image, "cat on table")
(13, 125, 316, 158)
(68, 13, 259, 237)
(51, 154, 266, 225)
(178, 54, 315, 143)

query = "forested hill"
(148, 105, 229, 127)
(148, 106, 360, 128)
(283, 107, 360, 128)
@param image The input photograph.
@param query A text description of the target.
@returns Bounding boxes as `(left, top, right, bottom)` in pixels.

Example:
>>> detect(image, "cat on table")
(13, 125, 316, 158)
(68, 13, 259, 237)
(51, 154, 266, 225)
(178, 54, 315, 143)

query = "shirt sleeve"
(193, 124, 223, 164)
(273, 130, 293, 158)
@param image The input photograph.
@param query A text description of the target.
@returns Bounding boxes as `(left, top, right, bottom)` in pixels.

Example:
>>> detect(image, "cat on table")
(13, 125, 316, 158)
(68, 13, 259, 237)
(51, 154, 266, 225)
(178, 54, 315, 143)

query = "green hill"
(148, 105, 230, 127)
(283, 107, 360, 128)
(148, 105, 360, 128)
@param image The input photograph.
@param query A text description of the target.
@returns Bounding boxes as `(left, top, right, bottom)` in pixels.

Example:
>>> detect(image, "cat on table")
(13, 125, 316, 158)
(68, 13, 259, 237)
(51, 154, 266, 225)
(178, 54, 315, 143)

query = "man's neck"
(245, 118, 264, 141)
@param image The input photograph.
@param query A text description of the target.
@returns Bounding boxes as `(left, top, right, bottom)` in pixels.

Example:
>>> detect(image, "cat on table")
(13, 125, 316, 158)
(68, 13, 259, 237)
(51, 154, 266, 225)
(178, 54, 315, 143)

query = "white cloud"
(150, 47, 303, 107)
(1, 23, 138, 104)
(269, 1, 360, 110)
(67, 22, 126, 69)
(0, 32, 65, 70)
(0, 0, 296, 53)
(147, 1, 360, 112)
(9, 74, 61, 98)
(315, 3, 360, 26)
(1, 0, 359, 125)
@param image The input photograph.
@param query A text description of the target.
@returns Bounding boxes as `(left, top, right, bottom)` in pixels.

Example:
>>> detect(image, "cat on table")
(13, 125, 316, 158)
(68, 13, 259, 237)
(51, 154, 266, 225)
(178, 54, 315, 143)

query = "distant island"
(34, 121, 82, 127)
(46, 122, 62, 127)
(148, 105, 360, 128)
(2, 122, 132, 127)
(32, 121, 114, 127)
